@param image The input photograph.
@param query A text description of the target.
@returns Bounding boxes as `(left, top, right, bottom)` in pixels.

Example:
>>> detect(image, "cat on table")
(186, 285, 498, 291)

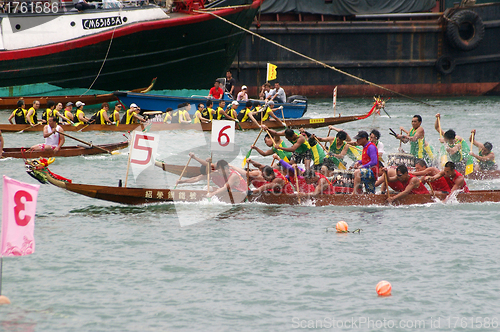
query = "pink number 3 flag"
(1, 176, 40, 257)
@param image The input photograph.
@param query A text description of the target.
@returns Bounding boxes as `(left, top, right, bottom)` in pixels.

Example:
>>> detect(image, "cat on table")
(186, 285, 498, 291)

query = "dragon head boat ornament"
(25, 158, 72, 185)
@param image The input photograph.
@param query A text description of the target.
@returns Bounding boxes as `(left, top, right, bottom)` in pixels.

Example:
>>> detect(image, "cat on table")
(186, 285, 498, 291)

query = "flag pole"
(333, 86, 337, 117)
(124, 132, 135, 188)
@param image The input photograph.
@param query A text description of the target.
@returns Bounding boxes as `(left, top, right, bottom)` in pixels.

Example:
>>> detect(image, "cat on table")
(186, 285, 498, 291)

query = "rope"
(80, 25, 118, 97)
(196, 10, 434, 108)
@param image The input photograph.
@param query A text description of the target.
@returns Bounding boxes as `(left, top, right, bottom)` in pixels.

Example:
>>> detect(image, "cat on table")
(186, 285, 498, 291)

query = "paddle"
(207, 153, 212, 196)
(280, 106, 287, 128)
(17, 122, 42, 133)
(242, 128, 263, 167)
(173, 156, 192, 189)
(383, 169, 390, 200)
(399, 129, 403, 152)
(293, 164, 301, 204)
(437, 116, 448, 167)
(264, 130, 278, 166)
(77, 119, 95, 132)
(56, 131, 119, 155)
(325, 128, 332, 150)
(465, 131, 475, 175)
(220, 166, 235, 204)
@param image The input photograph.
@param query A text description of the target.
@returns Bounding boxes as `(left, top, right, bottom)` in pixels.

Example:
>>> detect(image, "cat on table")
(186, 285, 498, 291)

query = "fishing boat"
(0, 105, 375, 132)
(0, 0, 261, 93)
(114, 91, 308, 118)
(4, 141, 128, 158)
(0, 79, 156, 110)
(233, 0, 500, 97)
(26, 158, 500, 206)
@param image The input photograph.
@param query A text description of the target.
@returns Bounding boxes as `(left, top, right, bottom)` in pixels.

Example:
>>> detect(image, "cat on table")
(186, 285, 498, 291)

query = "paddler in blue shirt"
(251, 133, 292, 163)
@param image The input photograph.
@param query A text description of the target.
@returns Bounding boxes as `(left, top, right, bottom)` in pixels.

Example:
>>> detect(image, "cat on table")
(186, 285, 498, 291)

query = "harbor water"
(0, 97, 499, 331)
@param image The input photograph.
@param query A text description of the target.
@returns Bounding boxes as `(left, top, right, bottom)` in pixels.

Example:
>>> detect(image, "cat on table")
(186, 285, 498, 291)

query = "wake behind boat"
(4, 141, 128, 158)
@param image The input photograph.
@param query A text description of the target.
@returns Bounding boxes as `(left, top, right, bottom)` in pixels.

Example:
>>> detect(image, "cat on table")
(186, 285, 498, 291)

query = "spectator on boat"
(426, 161, 469, 201)
(41, 100, 56, 124)
(63, 102, 75, 124)
(248, 100, 285, 129)
(225, 71, 236, 97)
(30, 117, 65, 153)
(469, 129, 497, 171)
(123, 103, 147, 124)
(170, 103, 191, 124)
(193, 102, 212, 124)
(110, 104, 122, 124)
(410, 159, 451, 194)
(75, 101, 91, 124)
(75, 0, 96, 11)
(208, 81, 224, 99)
(236, 85, 249, 101)
(370, 129, 385, 167)
(383, 165, 429, 203)
(237, 101, 254, 122)
(268, 82, 286, 104)
(26, 100, 41, 126)
(397, 114, 434, 165)
(52, 102, 72, 124)
(259, 83, 272, 100)
(251, 133, 292, 163)
(93, 102, 112, 125)
(351, 130, 379, 194)
(434, 113, 470, 173)
(8, 100, 27, 124)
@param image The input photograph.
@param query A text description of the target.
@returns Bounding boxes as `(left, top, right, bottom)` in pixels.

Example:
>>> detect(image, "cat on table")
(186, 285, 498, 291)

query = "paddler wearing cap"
(63, 102, 75, 124)
(123, 103, 147, 124)
(75, 101, 91, 124)
(351, 130, 379, 194)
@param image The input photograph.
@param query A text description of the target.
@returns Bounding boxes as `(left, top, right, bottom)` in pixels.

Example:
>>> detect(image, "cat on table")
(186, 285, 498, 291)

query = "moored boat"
(26, 158, 500, 206)
(0, 79, 156, 110)
(114, 91, 308, 119)
(0, 0, 261, 92)
(233, 0, 500, 97)
(4, 141, 128, 158)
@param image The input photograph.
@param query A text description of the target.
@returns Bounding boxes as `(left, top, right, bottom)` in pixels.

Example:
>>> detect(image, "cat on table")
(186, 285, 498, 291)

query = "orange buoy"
(336, 221, 348, 233)
(376, 281, 392, 296)
(0, 295, 11, 305)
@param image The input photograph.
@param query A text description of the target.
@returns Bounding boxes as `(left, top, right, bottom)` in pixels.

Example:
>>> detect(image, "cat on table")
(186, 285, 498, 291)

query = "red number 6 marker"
(218, 125, 231, 147)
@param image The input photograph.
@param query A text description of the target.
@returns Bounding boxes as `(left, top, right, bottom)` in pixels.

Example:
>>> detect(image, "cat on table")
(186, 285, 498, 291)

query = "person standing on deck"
(208, 81, 224, 99)
(8, 100, 27, 124)
(469, 129, 497, 171)
(26, 100, 41, 126)
(397, 114, 434, 165)
(225, 71, 236, 97)
(434, 113, 471, 173)
(351, 131, 379, 194)
(30, 117, 65, 152)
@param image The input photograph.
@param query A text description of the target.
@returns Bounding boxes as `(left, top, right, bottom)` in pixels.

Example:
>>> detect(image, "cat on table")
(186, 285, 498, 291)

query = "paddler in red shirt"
(411, 158, 451, 194)
(385, 165, 429, 203)
(426, 161, 469, 201)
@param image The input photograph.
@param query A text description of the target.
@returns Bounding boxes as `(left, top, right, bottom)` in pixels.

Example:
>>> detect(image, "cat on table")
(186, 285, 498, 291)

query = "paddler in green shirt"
(316, 130, 350, 172)
(434, 113, 471, 173)
(263, 126, 325, 171)
(397, 114, 435, 164)
(469, 129, 497, 171)
(251, 133, 292, 163)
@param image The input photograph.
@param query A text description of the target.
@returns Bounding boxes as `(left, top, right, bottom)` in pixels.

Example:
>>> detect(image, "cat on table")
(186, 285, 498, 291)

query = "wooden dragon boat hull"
(25, 160, 500, 206)
(2, 113, 368, 133)
(155, 161, 205, 178)
(0, 79, 156, 110)
(4, 141, 128, 159)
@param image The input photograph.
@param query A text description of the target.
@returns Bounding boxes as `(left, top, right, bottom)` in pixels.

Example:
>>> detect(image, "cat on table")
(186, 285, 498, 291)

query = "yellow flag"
(267, 63, 277, 81)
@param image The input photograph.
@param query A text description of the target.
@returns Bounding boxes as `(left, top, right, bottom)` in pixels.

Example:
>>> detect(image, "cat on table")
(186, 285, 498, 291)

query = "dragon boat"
(25, 158, 500, 206)
(3, 141, 128, 159)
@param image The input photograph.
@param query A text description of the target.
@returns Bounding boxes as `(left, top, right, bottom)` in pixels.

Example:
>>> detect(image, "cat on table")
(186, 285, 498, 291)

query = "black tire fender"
(435, 56, 456, 75)
(446, 10, 485, 51)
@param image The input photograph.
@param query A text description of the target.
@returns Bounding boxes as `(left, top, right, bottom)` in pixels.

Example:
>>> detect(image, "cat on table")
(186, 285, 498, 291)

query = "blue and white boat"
(113, 91, 308, 119)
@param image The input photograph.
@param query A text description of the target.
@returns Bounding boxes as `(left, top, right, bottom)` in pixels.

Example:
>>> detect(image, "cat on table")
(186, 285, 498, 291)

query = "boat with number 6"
(25, 158, 500, 206)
